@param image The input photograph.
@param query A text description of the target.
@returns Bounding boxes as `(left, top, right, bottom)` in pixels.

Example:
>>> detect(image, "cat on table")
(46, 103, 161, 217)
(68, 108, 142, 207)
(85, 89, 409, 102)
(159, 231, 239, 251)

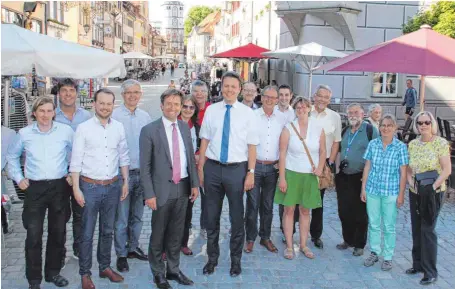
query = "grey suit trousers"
(148, 178, 189, 276)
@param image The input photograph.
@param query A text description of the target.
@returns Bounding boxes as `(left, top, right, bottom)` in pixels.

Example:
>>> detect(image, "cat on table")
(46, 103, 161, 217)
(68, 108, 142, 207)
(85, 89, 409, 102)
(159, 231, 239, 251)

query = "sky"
(149, 0, 221, 23)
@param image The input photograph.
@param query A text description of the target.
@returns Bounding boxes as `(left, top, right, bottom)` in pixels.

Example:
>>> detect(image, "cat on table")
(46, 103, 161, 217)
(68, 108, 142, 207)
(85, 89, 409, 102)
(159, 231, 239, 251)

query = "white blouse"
(285, 119, 323, 174)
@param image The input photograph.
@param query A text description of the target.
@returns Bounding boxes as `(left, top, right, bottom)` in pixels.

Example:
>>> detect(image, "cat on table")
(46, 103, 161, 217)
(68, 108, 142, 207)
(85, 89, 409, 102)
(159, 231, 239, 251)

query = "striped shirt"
(363, 137, 409, 196)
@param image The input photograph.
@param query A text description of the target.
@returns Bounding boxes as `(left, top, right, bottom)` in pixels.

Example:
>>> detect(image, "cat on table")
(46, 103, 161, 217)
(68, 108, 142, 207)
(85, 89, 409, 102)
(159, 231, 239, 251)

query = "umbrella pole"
(3, 78, 10, 127)
(420, 75, 426, 111)
(308, 70, 313, 97)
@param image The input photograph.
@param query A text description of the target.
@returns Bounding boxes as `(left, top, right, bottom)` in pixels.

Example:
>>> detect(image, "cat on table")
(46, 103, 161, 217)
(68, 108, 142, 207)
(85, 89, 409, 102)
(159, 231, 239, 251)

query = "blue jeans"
(366, 193, 398, 261)
(114, 172, 145, 257)
(79, 179, 121, 276)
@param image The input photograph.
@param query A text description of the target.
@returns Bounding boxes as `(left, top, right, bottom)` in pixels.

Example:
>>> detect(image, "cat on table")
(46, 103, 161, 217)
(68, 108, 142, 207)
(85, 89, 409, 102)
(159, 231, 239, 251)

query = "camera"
(339, 159, 349, 171)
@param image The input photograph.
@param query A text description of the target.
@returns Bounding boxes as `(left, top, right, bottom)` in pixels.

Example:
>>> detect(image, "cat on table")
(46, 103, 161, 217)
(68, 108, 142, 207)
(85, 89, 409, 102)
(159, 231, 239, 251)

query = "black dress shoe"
(127, 247, 148, 261)
(405, 268, 421, 275)
(230, 262, 241, 277)
(154, 274, 172, 289)
(420, 277, 437, 285)
(312, 238, 324, 249)
(166, 271, 194, 285)
(117, 257, 129, 272)
(29, 284, 40, 289)
(203, 262, 217, 275)
(44, 274, 69, 287)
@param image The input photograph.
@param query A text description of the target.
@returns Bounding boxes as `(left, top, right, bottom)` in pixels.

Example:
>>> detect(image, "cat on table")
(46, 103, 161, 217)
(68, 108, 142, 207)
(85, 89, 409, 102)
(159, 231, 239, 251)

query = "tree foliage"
(184, 6, 215, 44)
(403, 1, 455, 38)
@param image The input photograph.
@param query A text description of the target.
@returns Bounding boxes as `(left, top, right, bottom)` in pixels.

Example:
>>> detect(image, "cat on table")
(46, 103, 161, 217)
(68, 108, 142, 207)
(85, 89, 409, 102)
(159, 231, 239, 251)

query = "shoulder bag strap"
(290, 122, 316, 170)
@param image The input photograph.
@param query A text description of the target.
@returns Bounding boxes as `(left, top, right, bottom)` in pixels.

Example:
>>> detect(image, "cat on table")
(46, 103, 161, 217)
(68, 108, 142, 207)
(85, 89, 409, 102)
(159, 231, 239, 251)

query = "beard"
(348, 117, 362, 127)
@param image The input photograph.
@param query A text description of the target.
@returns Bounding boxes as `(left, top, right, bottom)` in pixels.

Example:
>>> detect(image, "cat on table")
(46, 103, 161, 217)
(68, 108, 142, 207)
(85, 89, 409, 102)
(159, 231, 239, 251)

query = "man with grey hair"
(244, 85, 285, 254)
(241, 82, 259, 110)
(335, 103, 378, 256)
(309, 84, 342, 249)
(112, 79, 152, 272)
(367, 104, 382, 129)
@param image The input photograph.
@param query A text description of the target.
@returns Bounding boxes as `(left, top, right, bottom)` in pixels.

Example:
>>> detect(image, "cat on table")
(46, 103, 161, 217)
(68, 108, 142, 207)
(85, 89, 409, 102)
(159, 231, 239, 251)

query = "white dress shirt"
(274, 105, 295, 124)
(286, 119, 323, 173)
(162, 117, 188, 178)
(70, 116, 130, 180)
(200, 100, 259, 163)
(255, 108, 287, 161)
(310, 106, 342, 158)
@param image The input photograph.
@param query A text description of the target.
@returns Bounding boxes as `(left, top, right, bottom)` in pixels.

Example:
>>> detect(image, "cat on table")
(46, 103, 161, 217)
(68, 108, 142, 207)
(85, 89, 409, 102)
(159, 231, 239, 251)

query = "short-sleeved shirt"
(340, 122, 379, 174)
(310, 107, 342, 158)
(408, 136, 450, 193)
(363, 137, 409, 196)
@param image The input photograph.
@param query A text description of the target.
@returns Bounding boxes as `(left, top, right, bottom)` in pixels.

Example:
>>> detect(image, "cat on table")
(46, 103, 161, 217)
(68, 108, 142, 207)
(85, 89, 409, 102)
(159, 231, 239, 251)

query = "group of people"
(1, 72, 451, 289)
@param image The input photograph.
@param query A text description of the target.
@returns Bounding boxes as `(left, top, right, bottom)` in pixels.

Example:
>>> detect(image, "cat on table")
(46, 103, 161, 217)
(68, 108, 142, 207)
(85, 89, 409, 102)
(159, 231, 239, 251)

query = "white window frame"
(372, 72, 398, 98)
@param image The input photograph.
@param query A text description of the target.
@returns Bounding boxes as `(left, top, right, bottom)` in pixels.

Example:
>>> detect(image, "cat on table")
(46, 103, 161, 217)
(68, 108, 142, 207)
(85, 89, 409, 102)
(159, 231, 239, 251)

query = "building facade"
(1, 1, 46, 34)
(161, 1, 185, 62)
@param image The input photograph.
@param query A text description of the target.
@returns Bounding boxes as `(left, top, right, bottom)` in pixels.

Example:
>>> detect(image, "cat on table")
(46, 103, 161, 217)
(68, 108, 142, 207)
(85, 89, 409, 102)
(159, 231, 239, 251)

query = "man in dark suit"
(140, 89, 199, 289)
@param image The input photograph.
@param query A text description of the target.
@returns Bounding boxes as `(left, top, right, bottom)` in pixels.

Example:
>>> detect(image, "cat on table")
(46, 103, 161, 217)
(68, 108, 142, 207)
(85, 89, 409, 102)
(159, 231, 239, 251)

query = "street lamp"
(83, 24, 90, 35)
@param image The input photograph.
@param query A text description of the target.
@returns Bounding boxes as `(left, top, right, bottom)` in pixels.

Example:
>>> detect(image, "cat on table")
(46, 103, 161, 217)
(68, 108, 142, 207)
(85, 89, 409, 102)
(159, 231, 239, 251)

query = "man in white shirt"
(309, 84, 342, 249)
(241, 82, 259, 110)
(198, 71, 259, 277)
(244, 86, 286, 255)
(70, 89, 130, 289)
(112, 80, 151, 273)
(274, 84, 295, 123)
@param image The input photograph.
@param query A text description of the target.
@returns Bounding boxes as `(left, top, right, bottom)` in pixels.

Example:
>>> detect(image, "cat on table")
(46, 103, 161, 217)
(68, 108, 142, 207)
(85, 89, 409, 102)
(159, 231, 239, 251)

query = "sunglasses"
(417, 121, 432, 126)
(183, 105, 195, 110)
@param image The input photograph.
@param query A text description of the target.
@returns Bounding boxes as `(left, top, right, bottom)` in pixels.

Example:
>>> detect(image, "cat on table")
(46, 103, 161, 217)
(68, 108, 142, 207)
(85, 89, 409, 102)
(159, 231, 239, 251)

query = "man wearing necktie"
(198, 71, 259, 277)
(140, 89, 199, 289)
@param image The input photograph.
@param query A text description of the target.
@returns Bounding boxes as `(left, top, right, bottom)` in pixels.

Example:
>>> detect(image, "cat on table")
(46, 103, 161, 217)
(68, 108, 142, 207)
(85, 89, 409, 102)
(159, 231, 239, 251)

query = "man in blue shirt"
(7, 96, 74, 289)
(1, 125, 16, 234)
(112, 79, 151, 272)
(335, 103, 379, 257)
(402, 79, 417, 120)
(54, 78, 91, 261)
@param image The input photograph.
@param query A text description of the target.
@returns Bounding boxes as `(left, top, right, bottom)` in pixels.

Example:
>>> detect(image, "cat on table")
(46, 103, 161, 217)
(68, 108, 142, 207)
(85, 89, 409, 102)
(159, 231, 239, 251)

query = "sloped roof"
(196, 11, 221, 35)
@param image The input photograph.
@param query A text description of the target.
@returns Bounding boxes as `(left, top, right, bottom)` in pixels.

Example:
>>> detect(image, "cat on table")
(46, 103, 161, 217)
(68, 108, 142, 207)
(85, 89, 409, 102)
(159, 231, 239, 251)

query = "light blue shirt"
(363, 137, 409, 196)
(7, 122, 74, 183)
(112, 105, 151, 169)
(2, 126, 16, 171)
(55, 106, 92, 131)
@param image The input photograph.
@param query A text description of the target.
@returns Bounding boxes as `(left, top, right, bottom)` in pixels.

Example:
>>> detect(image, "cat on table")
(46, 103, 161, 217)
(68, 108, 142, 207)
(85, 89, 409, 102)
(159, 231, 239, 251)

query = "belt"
(81, 176, 118, 186)
(256, 160, 278, 165)
(29, 178, 64, 183)
(209, 159, 245, 167)
(129, 169, 140, 174)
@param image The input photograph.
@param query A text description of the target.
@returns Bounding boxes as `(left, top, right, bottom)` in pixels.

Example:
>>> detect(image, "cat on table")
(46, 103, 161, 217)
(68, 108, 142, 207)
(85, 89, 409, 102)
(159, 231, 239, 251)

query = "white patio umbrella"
(261, 42, 346, 96)
(122, 51, 154, 59)
(1, 24, 126, 126)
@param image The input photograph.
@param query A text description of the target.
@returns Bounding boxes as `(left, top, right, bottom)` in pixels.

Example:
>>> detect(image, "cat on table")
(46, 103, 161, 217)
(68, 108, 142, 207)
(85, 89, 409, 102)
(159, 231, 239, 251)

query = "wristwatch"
(248, 169, 255, 174)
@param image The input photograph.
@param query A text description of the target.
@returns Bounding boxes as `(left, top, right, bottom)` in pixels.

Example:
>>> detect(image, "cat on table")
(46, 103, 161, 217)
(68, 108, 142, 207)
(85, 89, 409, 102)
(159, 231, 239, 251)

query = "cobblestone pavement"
(2, 72, 455, 288)
(2, 190, 455, 289)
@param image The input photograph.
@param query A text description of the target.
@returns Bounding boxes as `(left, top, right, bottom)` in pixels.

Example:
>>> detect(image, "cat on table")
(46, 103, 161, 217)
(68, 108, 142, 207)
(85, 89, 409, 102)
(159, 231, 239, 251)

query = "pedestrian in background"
(406, 111, 451, 285)
(362, 114, 408, 271)
(402, 79, 417, 120)
(275, 96, 326, 260)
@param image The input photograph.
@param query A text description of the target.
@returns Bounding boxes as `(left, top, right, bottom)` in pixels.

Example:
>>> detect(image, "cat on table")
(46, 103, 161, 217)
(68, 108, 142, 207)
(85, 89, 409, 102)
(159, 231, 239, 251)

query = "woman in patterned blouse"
(361, 114, 409, 271)
(405, 111, 452, 286)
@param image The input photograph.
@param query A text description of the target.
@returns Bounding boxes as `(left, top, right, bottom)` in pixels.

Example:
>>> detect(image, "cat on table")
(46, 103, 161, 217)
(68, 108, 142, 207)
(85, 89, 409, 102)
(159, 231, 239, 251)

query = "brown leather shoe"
(81, 275, 95, 289)
(260, 239, 278, 253)
(244, 241, 254, 253)
(99, 268, 124, 283)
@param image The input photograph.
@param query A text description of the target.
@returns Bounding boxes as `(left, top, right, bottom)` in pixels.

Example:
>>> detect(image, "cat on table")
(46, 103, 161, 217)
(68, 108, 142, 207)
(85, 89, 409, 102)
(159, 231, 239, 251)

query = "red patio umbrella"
(317, 25, 455, 110)
(211, 43, 270, 60)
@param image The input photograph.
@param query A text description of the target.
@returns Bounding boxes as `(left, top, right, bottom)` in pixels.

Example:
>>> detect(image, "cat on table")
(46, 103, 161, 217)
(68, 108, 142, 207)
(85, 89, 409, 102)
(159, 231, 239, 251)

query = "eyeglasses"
(417, 120, 432, 126)
(183, 105, 195, 110)
(380, 124, 395, 129)
(262, 95, 278, 100)
(124, 91, 142, 96)
(243, 89, 256, 93)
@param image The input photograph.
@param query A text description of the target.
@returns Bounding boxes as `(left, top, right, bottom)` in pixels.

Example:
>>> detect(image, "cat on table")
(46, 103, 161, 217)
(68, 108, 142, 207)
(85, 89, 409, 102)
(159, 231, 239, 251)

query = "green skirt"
(274, 169, 322, 209)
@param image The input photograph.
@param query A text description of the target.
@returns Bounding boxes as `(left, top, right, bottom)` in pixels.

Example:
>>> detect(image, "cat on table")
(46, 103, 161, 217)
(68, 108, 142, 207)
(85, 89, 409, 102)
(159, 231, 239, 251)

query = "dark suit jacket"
(140, 117, 199, 207)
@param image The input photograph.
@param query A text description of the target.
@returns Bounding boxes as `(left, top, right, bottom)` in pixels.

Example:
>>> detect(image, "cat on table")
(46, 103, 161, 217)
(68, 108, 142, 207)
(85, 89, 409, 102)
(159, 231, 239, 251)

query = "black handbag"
(415, 170, 439, 186)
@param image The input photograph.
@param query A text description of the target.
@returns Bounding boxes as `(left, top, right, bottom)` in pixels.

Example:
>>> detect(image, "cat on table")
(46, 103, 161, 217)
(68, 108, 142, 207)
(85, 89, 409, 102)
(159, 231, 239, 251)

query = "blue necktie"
(220, 104, 232, 163)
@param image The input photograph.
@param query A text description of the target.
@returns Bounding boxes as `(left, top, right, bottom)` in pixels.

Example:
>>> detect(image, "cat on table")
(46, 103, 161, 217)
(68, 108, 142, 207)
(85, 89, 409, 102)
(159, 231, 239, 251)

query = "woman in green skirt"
(275, 96, 326, 260)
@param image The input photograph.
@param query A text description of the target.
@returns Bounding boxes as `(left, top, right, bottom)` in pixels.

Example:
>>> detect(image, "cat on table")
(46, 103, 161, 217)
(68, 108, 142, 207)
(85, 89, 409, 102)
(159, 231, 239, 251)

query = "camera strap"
(344, 129, 359, 159)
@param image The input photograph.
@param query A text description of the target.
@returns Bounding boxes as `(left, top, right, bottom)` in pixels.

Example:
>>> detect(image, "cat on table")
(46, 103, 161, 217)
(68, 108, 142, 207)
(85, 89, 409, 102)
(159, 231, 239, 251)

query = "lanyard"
(344, 129, 359, 158)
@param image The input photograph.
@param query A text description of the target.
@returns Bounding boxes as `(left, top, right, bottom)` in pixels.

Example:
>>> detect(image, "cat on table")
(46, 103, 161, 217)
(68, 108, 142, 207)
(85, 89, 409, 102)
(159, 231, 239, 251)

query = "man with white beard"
(335, 103, 378, 256)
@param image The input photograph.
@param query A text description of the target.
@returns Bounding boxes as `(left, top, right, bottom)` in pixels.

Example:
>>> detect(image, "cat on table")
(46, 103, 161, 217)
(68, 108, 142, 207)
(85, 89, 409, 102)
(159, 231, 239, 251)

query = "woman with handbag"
(406, 111, 451, 285)
(361, 114, 408, 271)
(275, 96, 326, 260)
